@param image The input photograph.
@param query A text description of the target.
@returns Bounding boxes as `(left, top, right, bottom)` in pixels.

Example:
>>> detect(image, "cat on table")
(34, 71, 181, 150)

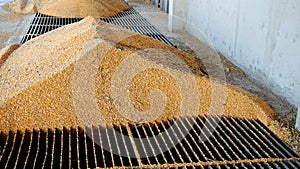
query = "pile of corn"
(0, 17, 275, 134)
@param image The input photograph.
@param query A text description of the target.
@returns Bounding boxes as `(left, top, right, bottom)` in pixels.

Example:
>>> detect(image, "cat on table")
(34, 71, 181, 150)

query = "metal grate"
(20, 13, 82, 44)
(100, 8, 174, 46)
(20, 8, 175, 46)
(1, 115, 299, 168)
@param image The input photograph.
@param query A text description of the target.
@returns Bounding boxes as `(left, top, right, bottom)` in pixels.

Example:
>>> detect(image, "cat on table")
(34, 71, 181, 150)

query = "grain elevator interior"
(0, 0, 300, 168)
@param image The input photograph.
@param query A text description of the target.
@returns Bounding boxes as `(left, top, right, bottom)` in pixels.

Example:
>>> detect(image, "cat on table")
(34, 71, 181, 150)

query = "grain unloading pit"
(1, 0, 300, 168)
(1, 116, 300, 168)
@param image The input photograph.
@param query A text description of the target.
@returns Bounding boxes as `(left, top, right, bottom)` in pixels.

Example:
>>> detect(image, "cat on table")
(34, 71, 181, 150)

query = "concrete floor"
(0, 4, 34, 48)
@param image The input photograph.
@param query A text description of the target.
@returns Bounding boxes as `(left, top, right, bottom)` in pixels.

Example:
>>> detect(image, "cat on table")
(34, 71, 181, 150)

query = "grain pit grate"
(99, 8, 175, 46)
(20, 13, 82, 44)
(0, 115, 299, 168)
(20, 8, 175, 46)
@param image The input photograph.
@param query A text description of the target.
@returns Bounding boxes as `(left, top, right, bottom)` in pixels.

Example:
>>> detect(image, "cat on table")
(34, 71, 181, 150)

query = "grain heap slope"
(0, 17, 275, 134)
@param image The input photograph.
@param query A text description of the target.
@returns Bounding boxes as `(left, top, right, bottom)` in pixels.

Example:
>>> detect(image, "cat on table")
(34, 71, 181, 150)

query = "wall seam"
(233, 0, 241, 59)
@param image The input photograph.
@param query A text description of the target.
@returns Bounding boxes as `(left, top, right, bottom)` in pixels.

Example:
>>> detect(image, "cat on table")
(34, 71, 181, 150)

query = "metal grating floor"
(0, 115, 299, 168)
(20, 13, 82, 44)
(20, 8, 174, 46)
(99, 8, 174, 46)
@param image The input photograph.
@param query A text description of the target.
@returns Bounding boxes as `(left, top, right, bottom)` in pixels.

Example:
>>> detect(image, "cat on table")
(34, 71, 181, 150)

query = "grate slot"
(42, 16, 48, 27)
(106, 126, 122, 167)
(123, 125, 141, 166)
(116, 124, 136, 167)
(111, 125, 126, 167)
(52, 128, 62, 169)
(78, 127, 87, 168)
(99, 126, 114, 167)
(130, 124, 148, 164)
(267, 162, 281, 169)
(24, 129, 39, 169)
(43, 129, 54, 168)
(278, 161, 289, 168)
(0, 132, 10, 168)
(240, 163, 255, 169)
(26, 25, 34, 35)
(31, 14, 38, 24)
(283, 160, 296, 168)
(32, 25, 39, 35)
(116, 125, 133, 166)
(134, 124, 158, 165)
(292, 160, 300, 167)
(33, 129, 47, 168)
(82, 127, 96, 168)
(70, 127, 79, 168)
(6, 131, 23, 169)
(92, 126, 105, 168)
(61, 127, 70, 168)
(238, 164, 248, 169)
(15, 130, 31, 168)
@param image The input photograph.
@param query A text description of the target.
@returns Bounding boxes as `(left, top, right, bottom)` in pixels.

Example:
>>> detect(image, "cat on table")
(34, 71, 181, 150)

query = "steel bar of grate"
(21, 8, 175, 47)
(1, 115, 300, 168)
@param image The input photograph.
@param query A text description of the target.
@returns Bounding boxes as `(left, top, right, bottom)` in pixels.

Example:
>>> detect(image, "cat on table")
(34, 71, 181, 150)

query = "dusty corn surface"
(5, 0, 129, 17)
(8, 0, 37, 14)
(39, 0, 130, 18)
(0, 17, 277, 136)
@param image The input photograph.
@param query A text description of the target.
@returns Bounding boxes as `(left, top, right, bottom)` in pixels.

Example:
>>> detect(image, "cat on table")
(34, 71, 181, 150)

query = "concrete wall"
(169, 0, 300, 107)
